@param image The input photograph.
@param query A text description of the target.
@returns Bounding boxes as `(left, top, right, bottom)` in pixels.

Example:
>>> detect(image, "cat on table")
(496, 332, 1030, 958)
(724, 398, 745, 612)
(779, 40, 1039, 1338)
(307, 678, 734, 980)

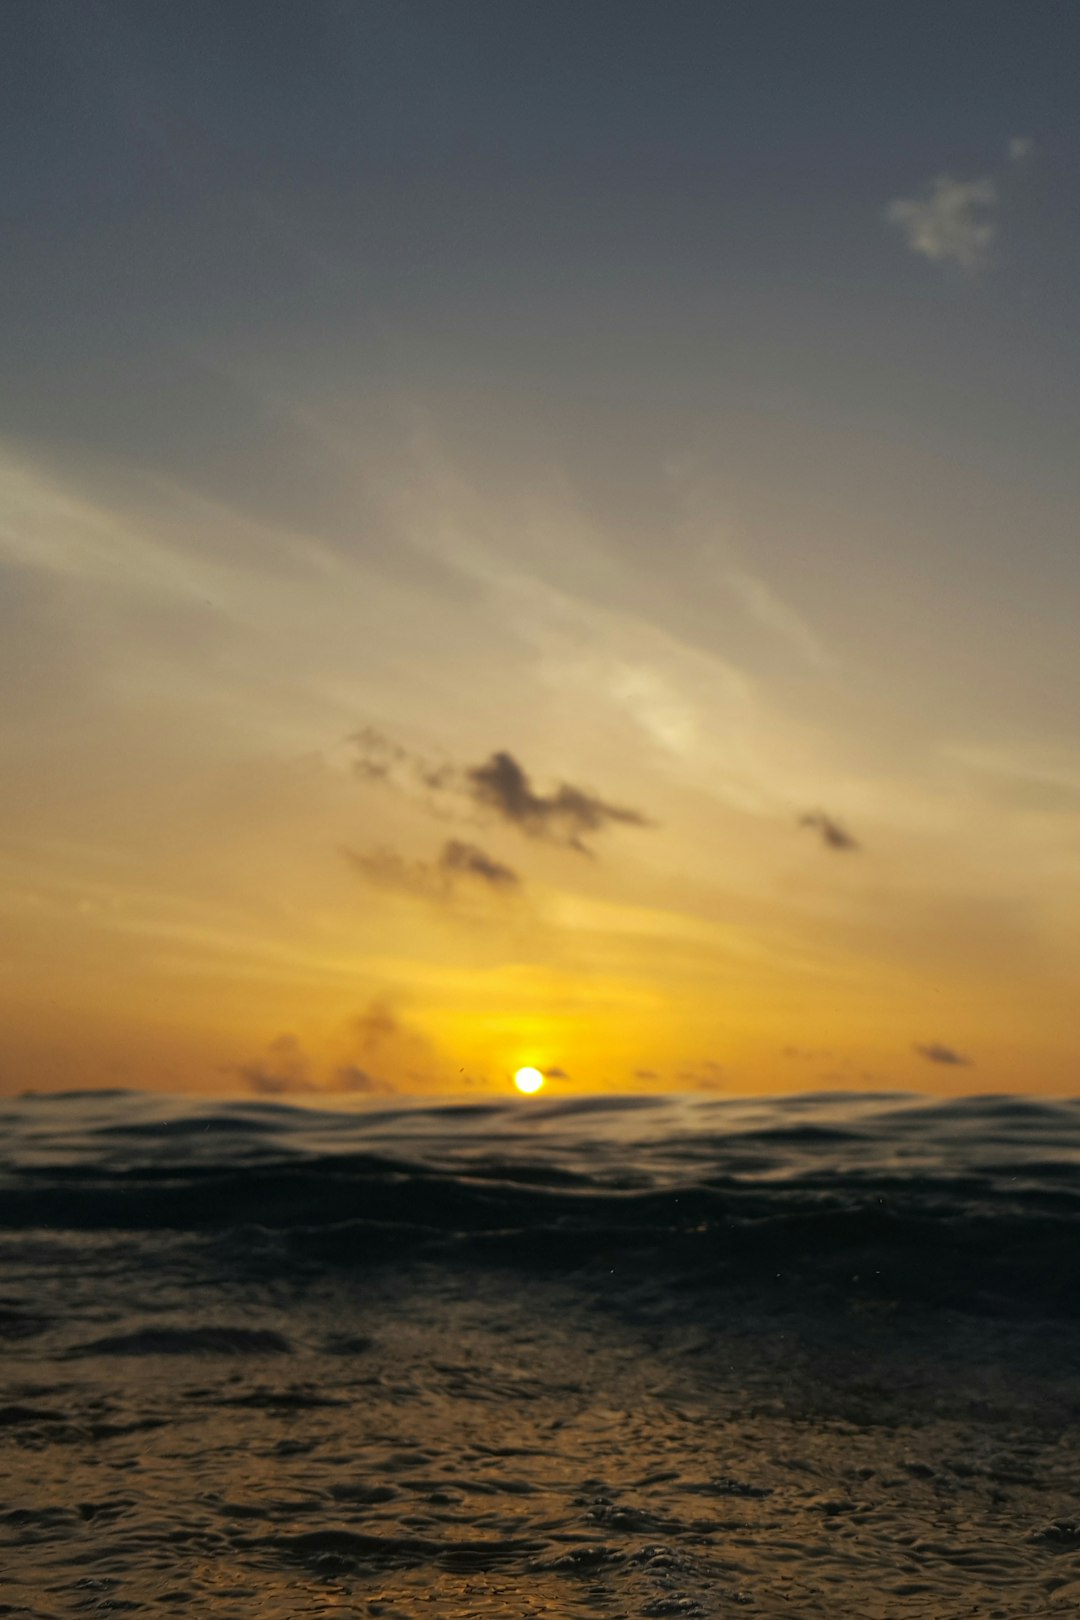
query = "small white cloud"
(1007, 135, 1036, 163)
(885, 174, 998, 272)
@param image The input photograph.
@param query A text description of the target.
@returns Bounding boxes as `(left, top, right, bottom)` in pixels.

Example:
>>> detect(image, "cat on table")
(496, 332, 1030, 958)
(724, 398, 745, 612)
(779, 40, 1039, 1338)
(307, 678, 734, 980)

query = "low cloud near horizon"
(914, 1042, 973, 1067)
(236, 1001, 449, 1099)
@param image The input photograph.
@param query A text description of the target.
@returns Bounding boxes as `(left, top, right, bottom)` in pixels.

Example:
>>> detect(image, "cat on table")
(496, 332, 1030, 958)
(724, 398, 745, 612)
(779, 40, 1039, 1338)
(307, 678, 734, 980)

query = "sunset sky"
(4, 1, 1080, 1098)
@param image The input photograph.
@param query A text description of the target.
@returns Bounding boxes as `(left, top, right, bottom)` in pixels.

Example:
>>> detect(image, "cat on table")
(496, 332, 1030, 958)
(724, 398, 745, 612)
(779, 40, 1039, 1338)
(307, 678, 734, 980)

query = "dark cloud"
(438, 839, 519, 888)
(465, 750, 652, 854)
(544, 1066, 568, 1079)
(799, 810, 860, 852)
(914, 1042, 972, 1067)
(634, 1068, 660, 1081)
(350, 728, 652, 857)
(343, 838, 519, 897)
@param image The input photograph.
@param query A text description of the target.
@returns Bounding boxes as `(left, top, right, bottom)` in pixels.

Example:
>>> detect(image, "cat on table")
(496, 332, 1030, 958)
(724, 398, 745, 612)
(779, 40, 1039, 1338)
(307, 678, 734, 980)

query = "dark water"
(4, 1090, 1080, 1617)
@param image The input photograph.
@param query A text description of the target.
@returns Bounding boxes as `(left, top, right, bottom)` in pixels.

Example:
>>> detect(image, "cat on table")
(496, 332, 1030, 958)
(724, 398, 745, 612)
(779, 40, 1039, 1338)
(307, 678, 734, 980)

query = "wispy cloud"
(342, 846, 441, 899)
(914, 1041, 972, 1067)
(343, 838, 520, 899)
(439, 839, 520, 887)
(799, 810, 860, 852)
(725, 570, 833, 670)
(349, 727, 454, 793)
(942, 740, 1080, 815)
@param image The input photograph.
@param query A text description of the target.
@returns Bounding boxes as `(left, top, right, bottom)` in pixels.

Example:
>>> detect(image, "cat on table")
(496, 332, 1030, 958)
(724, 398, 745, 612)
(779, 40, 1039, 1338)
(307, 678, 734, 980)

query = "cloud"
(799, 810, 860, 852)
(343, 837, 519, 898)
(438, 838, 519, 888)
(349, 726, 453, 793)
(914, 1041, 972, 1067)
(342, 845, 441, 898)
(236, 1008, 432, 1099)
(885, 174, 998, 271)
(725, 570, 833, 670)
(353, 1002, 400, 1050)
(677, 1060, 726, 1089)
(349, 998, 442, 1090)
(350, 728, 653, 856)
(544, 1066, 568, 1079)
(634, 1068, 660, 1082)
(465, 750, 652, 854)
(943, 740, 1080, 815)
(237, 1034, 396, 1098)
(1008, 135, 1036, 164)
(334, 1064, 395, 1095)
(350, 728, 408, 784)
(236, 1033, 318, 1097)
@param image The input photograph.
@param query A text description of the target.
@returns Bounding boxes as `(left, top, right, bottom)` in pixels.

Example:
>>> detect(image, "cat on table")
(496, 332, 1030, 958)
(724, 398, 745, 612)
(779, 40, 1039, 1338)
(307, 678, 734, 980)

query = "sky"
(3, 0, 1080, 1099)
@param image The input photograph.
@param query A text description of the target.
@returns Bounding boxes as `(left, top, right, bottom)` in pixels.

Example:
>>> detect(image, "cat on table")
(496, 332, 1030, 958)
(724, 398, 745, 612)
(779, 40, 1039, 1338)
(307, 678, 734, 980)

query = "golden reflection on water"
(5, 1271, 1080, 1617)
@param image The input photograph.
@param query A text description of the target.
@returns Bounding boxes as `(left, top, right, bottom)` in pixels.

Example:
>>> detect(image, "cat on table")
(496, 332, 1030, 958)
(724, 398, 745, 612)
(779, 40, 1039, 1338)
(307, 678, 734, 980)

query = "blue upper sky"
(5, 1, 1080, 475)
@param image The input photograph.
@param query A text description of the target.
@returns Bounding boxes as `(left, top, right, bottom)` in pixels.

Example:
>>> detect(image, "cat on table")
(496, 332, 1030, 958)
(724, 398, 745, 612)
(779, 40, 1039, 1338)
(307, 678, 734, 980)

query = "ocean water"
(3, 1089, 1080, 1618)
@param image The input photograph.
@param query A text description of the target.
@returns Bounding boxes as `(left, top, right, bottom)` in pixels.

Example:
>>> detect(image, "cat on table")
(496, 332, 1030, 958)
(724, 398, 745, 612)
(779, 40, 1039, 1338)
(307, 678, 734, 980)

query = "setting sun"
(514, 1067, 545, 1095)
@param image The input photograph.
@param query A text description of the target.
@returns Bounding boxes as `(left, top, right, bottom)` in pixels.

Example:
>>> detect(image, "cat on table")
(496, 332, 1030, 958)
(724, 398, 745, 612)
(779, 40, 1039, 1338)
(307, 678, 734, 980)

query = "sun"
(513, 1067, 545, 1095)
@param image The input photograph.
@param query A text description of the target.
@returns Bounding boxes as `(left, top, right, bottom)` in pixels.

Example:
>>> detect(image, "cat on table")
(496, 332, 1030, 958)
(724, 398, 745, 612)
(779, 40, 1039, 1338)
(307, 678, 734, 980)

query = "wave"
(4, 1090, 1080, 1316)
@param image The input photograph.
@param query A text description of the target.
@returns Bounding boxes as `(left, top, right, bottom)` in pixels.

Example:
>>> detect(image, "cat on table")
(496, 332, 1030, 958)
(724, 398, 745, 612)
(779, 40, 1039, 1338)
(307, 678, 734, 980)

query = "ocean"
(3, 1089, 1080, 1617)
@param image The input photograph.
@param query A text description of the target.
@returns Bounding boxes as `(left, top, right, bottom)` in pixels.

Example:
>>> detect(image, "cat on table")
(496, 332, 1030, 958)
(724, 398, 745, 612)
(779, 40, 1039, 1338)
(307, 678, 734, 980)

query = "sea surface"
(3, 1089, 1080, 1618)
